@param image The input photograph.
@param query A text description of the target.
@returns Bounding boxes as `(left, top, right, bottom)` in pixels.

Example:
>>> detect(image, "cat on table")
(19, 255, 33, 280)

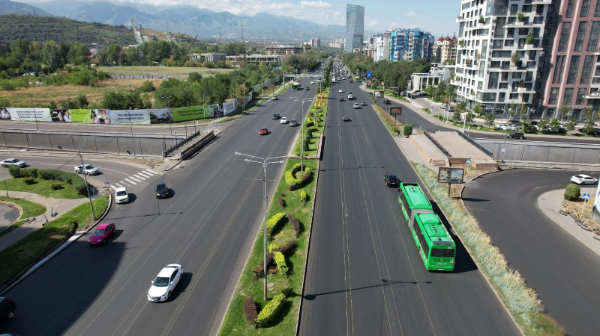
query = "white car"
(571, 174, 598, 185)
(353, 103, 360, 109)
(74, 164, 100, 175)
(280, 117, 288, 124)
(1, 158, 26, 168)
(310, 81, 314, 84)
(147, 264, 183, 302)
(339, 89, 343, 93)
(114, 187, 129, 204)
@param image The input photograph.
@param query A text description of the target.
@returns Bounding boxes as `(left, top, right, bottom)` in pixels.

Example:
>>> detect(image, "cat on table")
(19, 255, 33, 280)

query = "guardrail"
(180, 131, 216, 160)
(456, 130, 494, 157)
(424, 131, 452, 157)
(164, 130, 200, 157)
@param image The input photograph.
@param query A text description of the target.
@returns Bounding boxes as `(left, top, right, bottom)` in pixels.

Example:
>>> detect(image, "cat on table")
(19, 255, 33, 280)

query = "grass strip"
(411, 163, 564, 336)
(373, 104, 403, 135)
(0, 195, 109, 288)
(292, 88, 329, 157)
(1, 178, 84, 199)
(0, 220, 27, 238)
(218, 159, 318, 335)
(0, 196, 47, 218)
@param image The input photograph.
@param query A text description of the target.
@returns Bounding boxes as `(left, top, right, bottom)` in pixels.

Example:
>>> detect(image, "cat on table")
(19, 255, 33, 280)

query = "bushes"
(279, 239, 297, 255)
(8, 166, 20, 178)
(403, 124, 413, 136)
(285, 171, 302, 186)
(255, 293, 286, 327)
(23, 178, 36, 185)
(564, 184, 581, 201)
(288, 214, 301, 237)
(278, 193, 286, 208)
(266, 212, 286, 233)
(268, 243, 279, 253)
(38, 169, 88, 197)
(274, 251, 288, 275)
(243, 297, 258, 327)
(20, 168, 40, 178)
(286, 163, 310, 191)
(50, 183, 63, 190)
(300, 190, 307, 202)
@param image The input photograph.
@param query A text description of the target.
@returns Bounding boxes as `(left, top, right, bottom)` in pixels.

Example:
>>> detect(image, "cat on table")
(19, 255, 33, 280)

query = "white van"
(347, 93, 353, 100)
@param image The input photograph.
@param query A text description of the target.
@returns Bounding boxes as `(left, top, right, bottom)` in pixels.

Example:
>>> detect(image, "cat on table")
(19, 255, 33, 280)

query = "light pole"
(292, 98, 313, 171)
(78, 145, 96, 221)
(235, 152, 286, 301)
(162, 95, 172, 135)
(127, 108, 136, 156)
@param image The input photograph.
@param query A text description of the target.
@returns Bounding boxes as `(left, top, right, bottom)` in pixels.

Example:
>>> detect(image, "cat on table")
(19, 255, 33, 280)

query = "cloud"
(406, 11, 418, 17)
(301, 1, 332, 9)
(366, 20, 379, 28)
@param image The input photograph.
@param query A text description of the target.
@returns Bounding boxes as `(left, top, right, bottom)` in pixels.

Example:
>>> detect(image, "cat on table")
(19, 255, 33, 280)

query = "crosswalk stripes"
(136, 171, 153, 178)
(144, 169, 158, 175)
(128, 176, 143, 183)
(107, 169, 158, 190)
(132, 174, 147, 181)
(124, 178, 137, 185)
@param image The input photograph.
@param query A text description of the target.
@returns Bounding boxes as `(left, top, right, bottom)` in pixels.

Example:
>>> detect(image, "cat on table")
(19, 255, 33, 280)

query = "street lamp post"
(293, 98, 313, 171)
(235, 152, 286, 301)
(127, 109, 136, 156)
(162, 96, 172, 135)
(237, 78, 251, 112)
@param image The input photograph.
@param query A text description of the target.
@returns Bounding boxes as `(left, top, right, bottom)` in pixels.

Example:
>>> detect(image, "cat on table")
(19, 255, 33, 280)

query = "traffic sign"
(466, 158, 472, 164)
(430, 105, 434, 110)
(367, 72, 372, 78)
(360, 72, 366, 77)
(583, 193, 591, 200)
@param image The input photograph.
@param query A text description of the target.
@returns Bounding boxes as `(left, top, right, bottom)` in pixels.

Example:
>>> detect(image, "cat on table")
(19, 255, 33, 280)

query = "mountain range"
(0, 0, 357, 42)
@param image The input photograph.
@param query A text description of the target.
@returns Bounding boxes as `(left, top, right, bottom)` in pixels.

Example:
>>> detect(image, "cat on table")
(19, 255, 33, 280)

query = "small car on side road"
(155, 182, 169, 198)
(88, 223, 116, 245)
(1, 158, 26, 168)
(114, 187, 129, 204)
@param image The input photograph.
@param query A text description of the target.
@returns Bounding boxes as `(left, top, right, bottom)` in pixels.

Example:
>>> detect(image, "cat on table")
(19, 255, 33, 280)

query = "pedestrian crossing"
(110, 169, 158, 190)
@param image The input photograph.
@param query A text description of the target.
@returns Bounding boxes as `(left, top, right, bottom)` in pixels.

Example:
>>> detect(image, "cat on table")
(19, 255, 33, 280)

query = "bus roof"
(400, 183, 432, 210)
(416, 213, 455, 246)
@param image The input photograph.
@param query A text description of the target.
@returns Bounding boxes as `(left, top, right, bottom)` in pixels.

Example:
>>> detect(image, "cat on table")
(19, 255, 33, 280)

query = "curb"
(0, 193, 112, 296)
(0, 200, 24, 222)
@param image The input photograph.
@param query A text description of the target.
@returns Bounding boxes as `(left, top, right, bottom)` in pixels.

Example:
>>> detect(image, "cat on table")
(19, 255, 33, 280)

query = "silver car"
(1, 158, 26, 168)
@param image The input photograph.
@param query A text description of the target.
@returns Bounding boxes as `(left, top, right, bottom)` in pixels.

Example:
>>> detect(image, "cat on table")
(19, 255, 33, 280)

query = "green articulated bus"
(292, 82, 301, 90)
(398, 182, 456, 271)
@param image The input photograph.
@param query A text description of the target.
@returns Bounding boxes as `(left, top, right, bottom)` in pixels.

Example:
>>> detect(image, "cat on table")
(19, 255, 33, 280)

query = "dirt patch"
(562, 193, 600, 231)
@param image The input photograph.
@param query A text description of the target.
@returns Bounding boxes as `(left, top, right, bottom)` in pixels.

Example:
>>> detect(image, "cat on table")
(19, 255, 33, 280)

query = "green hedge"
(274, 251, 288, 275)
(256, 293, 286, 327)
(299, 190, 307, 202)
(266, 212, 286, 233)
(564, 184, 580, 201)
(268, 243, 279, 253)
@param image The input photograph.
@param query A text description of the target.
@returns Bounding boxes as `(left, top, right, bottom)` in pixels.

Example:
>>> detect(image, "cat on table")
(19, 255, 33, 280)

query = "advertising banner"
(148, 109, 172, 124)
(7, 108, 52, 122)
(222, 99, 237, 115)
(107, 110, 151, 125)
(0, 108, 11, 120)
(437, 167, 464, 184)
(171, 107, 206, 122)
(390, 107, 402, 115)
(69, 109, 93, 123)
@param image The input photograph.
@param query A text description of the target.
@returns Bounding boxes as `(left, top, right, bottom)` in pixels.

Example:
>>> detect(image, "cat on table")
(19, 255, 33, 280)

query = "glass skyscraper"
(345, 4, 365, 53)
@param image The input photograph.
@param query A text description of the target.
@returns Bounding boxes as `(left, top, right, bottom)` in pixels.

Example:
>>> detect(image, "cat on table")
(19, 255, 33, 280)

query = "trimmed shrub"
(252, 265, 264, 281)
(300, 189, 307, 202)
(288, 214, 301, 237)
(256, 293, 286, 327)
(306, 121, 314, 128)
(243, 296, 258, 327)
(564, 184, 580, 201)
(279, 239, 297, 255)
(50, 183, 63, 190)
(285, 171, 302, 186)
(8, 166, 20, 178)
(403, 124, 413, 136)
(268, 243, 279, 253)
(21, 168, 40, 178)
(274, 251, 288, 275)
(23, 178, 36, 185)
(266, 212, 286, 233)
(73, 180, 89, 197)
(301, 171, 312, 183)
(278, 193, 286, 208)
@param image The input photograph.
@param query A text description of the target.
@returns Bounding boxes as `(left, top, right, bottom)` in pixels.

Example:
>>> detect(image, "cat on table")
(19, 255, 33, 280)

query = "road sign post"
(582, 193, 591, 217)
(466, 158, 472, 176)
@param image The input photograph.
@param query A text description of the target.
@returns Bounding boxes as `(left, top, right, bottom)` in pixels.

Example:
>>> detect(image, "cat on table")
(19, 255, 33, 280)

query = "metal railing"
(424, 131, 452, 157)
(164, 130, 201, 157)
(456, 130, 494, 157)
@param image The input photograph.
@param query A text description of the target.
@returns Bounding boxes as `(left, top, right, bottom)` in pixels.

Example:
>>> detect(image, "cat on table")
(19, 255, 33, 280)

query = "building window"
(536, 5, 544, 15)
(512, 72, 522, 79)
(492, 50, 511, 57)
(510, 93, 519, 100)
(581, 55, 594, 84)
(549, 87, 559, 105)
(587, 21, 600, 51)
(596, 1, 600, 17)
(519, 28, 529, 35)
(510, 4, 518, 14)
(534, 16, 544, 24)
(581, 0, 591, 17)
(478, 81, 483, 90)
(483, 93, 496, 102)
(575, 21, 588, 52)
(564, 88, 574, 105)
(499, 83, 509, 89)
(505, 40, 514, 46)
(488, 72, 499, 89)
(576, 88, 587, 105)
(523, 5, 532, 13)
(566, 0, 576, 18)
(566, 56, 580, 84)
(558, 22, 571, 51)
(553, 55, 565, 84)
(499, 92, 506, 102)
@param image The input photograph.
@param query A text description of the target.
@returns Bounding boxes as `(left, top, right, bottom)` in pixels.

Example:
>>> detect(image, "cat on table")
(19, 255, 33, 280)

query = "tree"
(566, 119, 577, 132)
(188, 72, 203, 83)
(558, 99, 570, 123)
(75, 94, 88, 108)
(42, 41, 64, 71)
(511, 52, 520, 66)
(507, 103, 516, 119)
(538, 117, 550, 131)
(452, 110, 461, 122)
(473, 103, 483, 116)
(233, 83, 248, 98)
(484, 113, 495, 128)
(465, 110, 475, 123)
(550, 118, 560, 130)
(518, 104, 527, 121)
(583, 105, 596, 134)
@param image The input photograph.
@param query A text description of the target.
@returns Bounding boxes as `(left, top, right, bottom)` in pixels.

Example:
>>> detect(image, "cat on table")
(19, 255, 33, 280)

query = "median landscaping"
(218, 159, 318, 335)
(2, 167, 89, 199)
(0, 194, 109, 288)
(292, 88, 329, 158)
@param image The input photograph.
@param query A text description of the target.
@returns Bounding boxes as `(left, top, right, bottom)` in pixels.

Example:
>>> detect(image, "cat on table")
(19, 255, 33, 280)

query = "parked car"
(290, 119, 297, 127)
(259, 127, 269, 135)
(484, 105, 494, 113)
(114, 187, 129, 204)
(305, 86, 310, 90)
(88, 223, 116, 245)
(440, 104, 448, 110)
(447, 106, 455, 112)
(353, 103, 360, 109)
(361, 101, 367, 106)
(0, 297, 17, 320)
(384, 174, 400, 187)
(272, 113, 280, 120)
(571, 174, 598, 185)
(74, 164, 99, 175)
(343, 115, 351, 122)
(1, 158, 26, 168)
(155, 182, 169, 198)
(506, 132, 526, 139)
(495, 124, 506, 130)
(147, 264, 183, 302)
(280, 117, 288, 124)
(271, 95, 278, 100)
(383, 99, 391, 105)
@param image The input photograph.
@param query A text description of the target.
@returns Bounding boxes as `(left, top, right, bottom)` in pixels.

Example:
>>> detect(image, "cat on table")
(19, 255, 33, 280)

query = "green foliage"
(188, 72, 203, 83)
(517, 11, 525, 22)
(523, 121, 535, 133)
(511, 52, 521, 65)
(139, 80, 156, 92)
(525, 33, 534, 44)
(549, 118, 560, 130)
(255, 293, 286, 328)
(564, 184, 581, 201)
(268, 243, 280, 253)
(20, 168, 40, 178)
(38, 169, 88, 197)
(473, 104, 483, 116)
(23, 178, 36, 185)
(0, 98, 9, 107)
(8, 166, 21, 178)
(101, 91, 150, 110)
(583, 106, 597, 133)
(484, 113, 495, 128)
(452, 110, 461, 122)
(266, 212, 286, 234)
(558, 99, 570, 122)
(538, 117, 550, 131)
(299, 189, 307, 202)
(50, 182, 63, 190)
(274, 251, 288, 275)
(403, 124, 413, 136)
(566, 119, 577, 131)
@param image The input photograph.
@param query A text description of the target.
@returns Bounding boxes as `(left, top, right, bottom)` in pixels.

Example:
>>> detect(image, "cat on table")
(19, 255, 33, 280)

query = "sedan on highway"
(384, 174, 400, 187)
(147, 264, 183, 302)
(88, 223, 116, 245)
(114, 187, 129, 204)
(74, 164, 100, 175)
(571, 174, 598, 185)
(506, 132, 526, 139)
(353, 103, 360, 109)
(155, 182, 169, 198)
(361, 101, 367, 106)
(343, 116, 351, 122)
(259, 127, 269, 135)
(280, 117, 288, 124)
(339, 89, 343, 93)
(1, 158, 26, 168)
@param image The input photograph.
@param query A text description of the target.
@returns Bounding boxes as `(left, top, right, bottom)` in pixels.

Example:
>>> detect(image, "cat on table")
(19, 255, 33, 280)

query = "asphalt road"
(298, 76, 520, 335)
(463, 169, 600, 336)
(1, 78, 316, 336)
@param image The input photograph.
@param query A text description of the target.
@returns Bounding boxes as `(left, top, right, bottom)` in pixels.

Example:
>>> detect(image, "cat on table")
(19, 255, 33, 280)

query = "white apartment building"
(451, 0, 551, 113)
(375, 33, 390, 62)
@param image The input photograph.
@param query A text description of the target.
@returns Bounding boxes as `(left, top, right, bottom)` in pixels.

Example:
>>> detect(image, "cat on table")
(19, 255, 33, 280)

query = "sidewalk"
(538, 188, 600, 257)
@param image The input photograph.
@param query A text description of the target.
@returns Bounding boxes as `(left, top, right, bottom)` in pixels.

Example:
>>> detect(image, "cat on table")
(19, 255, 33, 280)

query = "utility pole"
(30, 94, 39, 131)
(128, 109, 136, 156)
(78, 149, 96, 221)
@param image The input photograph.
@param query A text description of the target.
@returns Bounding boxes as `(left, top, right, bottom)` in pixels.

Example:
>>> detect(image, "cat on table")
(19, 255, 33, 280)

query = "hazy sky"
(25, 0, 460, 37)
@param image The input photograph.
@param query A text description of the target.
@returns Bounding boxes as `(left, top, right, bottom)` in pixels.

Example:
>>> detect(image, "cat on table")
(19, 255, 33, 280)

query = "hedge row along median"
(412, 163, 564, 336)
(218, 159, 318, 335)
(5, 167, 89, 198)
(293, 88, 329, 158)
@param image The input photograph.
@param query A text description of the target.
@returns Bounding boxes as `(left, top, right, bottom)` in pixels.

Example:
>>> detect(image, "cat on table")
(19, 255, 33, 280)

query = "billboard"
(106, 110, 151, 125)
(438, 167, 464, 184)
(171, 107, 206, 122)
(390, 107, 402, 115)
(7, 108, 52, 122)
(223, 99, 237, 115)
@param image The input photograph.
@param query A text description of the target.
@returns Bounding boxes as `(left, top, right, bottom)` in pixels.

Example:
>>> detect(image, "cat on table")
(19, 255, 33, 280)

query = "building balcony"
(456, 17, 465, 23)
(504, 21, 528, 28)
(492, 66, 528, 72)
(517, 87, 535, 93)
(532, 0, 552, 4)
(586, 92, 600, 99)
(522, 44, 543, 51)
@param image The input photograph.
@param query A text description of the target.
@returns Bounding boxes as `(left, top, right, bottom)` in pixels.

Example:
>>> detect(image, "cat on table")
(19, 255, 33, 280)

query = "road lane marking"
(124, 178, 137, 185)
(144, 169, 157, 175)
(115, 183, 125, 189)
(136, 171, 153, 178)
(128, 176, 142, 183)
(110, 185, 116, 191)
(133, 174, 147, 180)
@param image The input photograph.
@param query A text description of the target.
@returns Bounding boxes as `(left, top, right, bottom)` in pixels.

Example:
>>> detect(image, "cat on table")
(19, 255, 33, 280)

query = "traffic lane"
(463, 169, 600, 336)
(2, 82, 312, 336)
(0, 120, 205, 135)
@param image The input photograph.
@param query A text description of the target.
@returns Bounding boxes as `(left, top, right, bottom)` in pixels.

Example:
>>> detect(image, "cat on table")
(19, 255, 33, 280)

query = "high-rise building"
(388, 28, 434, 62)
(451, 0, 552, 114)
(375, 32, 391, 62)
(436, 35, 459, 63)
(541, 0, 600, 120)
(345, 4, 365, 53)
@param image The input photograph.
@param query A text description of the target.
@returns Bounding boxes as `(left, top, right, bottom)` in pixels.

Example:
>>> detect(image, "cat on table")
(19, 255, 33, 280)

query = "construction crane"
(186, 34, 199, 55)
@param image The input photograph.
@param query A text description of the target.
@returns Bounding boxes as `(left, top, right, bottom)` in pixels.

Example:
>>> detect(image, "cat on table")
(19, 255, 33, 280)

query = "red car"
(88, 223, 116, 245)
(259, 128, 269, 135)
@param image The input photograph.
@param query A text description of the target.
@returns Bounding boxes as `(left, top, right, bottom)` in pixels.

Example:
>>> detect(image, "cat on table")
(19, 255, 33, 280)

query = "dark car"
(361, 101, 367, 106)
(384, 174, 400, 187)
(343, 115, 351, 122)
(0, 297, 16, 320)
(383, 99, 391, 105)
(305, 86, 310, 90)
(339, 97, 345, 102)
(272, 113, 281, 120)
(155, 183, 169, 198)
(506, 132, 526, 139)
